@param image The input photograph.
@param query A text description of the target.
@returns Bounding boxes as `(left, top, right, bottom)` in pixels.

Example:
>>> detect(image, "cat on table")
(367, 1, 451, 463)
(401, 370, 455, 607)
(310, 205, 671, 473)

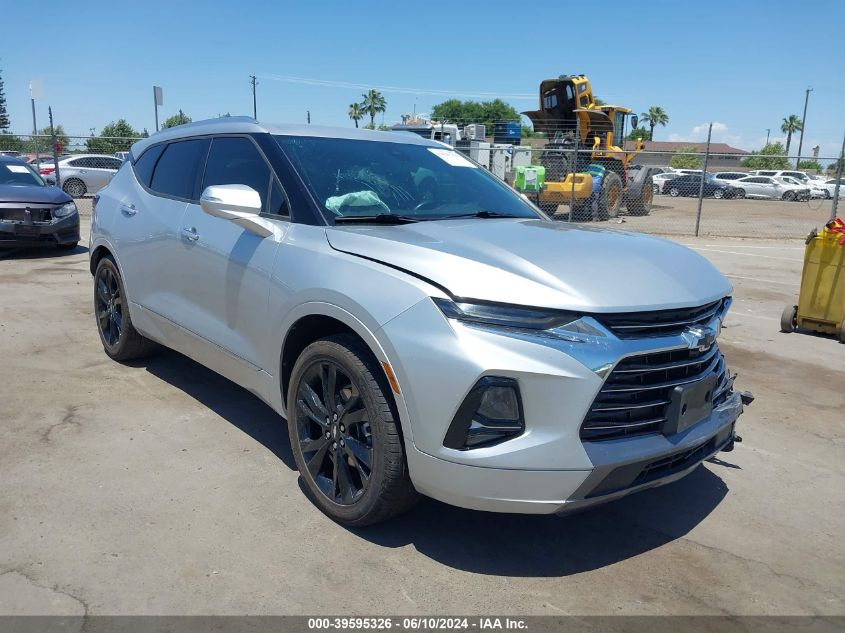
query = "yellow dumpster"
(781, 217, 845, 342)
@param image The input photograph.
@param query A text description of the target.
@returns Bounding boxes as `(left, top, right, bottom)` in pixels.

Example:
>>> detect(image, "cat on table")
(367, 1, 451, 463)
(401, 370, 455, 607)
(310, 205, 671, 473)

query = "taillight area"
(40, 167, 55, 175)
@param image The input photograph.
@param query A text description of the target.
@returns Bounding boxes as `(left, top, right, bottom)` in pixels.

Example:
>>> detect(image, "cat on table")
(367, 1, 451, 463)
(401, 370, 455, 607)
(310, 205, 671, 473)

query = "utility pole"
(49, 106, 60, 185)
(831, 130, 845, 220)
(249, 74, 258, 120)
(795, 87, 812, 168)
(765, 128, 770, 146)
(307, 110, 311, 125)
(29, 82, 40, 171)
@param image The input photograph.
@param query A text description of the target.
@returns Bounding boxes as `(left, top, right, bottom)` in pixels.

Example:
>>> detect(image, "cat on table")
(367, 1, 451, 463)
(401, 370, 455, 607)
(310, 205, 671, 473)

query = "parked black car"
(0, 156, 80, 249)
(662, 173, 736, 199)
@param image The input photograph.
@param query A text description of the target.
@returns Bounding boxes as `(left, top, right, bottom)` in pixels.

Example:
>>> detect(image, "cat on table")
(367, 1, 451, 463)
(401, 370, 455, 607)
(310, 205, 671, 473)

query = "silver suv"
(89, 117, 749, 525)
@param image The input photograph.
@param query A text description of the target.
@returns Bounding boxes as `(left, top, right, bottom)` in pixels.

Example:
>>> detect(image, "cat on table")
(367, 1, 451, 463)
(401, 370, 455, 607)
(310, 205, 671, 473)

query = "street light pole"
(765, 128, 770, 146)
(795, 87, 812, 168)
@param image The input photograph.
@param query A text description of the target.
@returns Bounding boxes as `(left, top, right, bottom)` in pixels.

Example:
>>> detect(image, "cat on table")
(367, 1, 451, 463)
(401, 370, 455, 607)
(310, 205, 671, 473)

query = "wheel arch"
(89, 244, 114, 275)
(277, 303, 415, 445)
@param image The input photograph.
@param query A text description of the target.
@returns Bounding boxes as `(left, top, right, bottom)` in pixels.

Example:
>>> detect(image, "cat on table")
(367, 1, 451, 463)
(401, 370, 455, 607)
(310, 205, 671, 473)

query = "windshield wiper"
(441, 210, 523, 219)
(333, 214, 419, 225)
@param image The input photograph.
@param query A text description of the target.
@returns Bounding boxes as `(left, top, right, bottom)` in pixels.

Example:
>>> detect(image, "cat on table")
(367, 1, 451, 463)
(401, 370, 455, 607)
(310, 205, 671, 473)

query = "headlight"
(53, 201, 77, 219)
(433, 297, 579, 330)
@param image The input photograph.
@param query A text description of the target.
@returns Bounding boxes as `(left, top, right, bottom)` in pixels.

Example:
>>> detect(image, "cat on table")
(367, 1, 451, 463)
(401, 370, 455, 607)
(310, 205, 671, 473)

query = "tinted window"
(102, 158, 122, 170)
(201, 136, 273, 210)
(150, 139, 210, 199)
(267, 178, 290, 216)
(133, 144, 165, 188)
(68, 157, 88, 168)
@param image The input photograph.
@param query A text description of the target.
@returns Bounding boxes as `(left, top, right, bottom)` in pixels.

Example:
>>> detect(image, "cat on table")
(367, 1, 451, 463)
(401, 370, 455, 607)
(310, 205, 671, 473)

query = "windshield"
(274, 136, 540, 223)
(0, 161, 45, 187)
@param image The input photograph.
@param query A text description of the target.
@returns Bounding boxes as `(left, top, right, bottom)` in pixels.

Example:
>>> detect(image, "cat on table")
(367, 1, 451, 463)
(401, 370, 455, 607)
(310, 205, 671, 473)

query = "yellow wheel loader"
(522, 75, 651, 221)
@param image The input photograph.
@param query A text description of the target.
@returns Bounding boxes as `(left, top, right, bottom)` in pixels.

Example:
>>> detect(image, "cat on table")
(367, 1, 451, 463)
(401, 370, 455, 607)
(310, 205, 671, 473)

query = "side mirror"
(200, 184, 272, 237)
(631, 115, 638, 129)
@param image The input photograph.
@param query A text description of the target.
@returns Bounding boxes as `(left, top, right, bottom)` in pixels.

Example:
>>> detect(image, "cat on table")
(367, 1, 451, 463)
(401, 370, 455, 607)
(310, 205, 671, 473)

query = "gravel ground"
(0, 215, 843, 616)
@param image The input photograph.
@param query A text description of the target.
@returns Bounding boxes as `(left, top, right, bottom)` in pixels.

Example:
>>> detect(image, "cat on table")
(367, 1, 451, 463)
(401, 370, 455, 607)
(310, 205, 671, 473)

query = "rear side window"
(202, 136, 286, 214)
(150, 139, 210, 200)
(133, 144, 165, 188)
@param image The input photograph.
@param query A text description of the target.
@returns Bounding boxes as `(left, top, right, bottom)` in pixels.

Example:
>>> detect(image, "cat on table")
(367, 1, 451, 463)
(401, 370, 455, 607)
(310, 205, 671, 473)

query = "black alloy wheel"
(95, 265, 124, 347)
(93, 257, 156, 361)
(288, 335, 418, 525)
(295, 359, 373, 504)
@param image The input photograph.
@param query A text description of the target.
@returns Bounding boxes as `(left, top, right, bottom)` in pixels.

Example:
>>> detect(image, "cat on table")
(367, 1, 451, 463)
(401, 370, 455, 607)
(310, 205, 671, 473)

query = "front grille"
(0, 207, 53, 223)
(581, 343, 731, 441)
(595, 298, 727, 339)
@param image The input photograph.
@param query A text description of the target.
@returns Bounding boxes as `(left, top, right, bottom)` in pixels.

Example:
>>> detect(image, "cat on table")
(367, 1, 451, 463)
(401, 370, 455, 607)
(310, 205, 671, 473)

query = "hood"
(326, 219, 732, 312)
(0, 184, 71, 205)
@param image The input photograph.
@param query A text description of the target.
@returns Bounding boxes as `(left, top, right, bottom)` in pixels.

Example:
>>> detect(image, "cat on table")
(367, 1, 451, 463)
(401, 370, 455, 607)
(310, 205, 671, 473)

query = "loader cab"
(524, 75, 595, 136)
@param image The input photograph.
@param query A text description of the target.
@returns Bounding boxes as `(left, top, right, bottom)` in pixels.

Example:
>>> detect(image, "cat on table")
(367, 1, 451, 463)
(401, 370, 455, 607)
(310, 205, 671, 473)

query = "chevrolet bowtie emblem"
(682, 325, 718, 352)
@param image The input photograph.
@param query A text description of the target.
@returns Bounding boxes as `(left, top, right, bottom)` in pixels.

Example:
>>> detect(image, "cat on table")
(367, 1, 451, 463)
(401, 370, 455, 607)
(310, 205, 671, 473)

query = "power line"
(256, 73, 536, 100)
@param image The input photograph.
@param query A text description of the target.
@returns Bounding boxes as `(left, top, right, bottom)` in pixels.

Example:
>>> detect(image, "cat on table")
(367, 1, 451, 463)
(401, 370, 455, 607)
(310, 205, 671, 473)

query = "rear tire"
(782, 191, 796, 201)
(734, 188, 746, 199)
(669, 187, 680, 197)
(94, 256, 157, 361)
(287, 335, 418, 526)
(713, 188, 724, 199)
(780, 304, 797, 333)
(63, 179, 86, 198)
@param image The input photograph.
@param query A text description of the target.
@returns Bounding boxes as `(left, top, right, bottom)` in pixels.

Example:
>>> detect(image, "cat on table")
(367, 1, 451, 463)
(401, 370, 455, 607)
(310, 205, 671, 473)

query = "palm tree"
(640, 106, 670, 141)
(781, 114, 803, 155)
(361, 89, 387, 128)
(348, 103, 364, 128)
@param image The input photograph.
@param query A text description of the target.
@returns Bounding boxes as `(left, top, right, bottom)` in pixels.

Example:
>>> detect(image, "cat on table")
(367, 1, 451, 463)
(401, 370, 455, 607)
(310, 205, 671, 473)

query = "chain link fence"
(3, 128, 842, 239)
(478, 146, 842, 240)
(0, 133, 144, 200)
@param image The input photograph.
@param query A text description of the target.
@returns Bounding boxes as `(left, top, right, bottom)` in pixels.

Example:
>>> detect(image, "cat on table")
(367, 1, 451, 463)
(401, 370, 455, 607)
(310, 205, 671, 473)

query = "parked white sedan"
(731, 176, 810, 201)
(651, 171, 678, 194)
(818, 178, 845, 199)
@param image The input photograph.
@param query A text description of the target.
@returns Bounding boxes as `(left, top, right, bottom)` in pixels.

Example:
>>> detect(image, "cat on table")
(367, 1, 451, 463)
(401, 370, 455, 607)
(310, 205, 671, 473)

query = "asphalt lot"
(1, 212, 843, 616)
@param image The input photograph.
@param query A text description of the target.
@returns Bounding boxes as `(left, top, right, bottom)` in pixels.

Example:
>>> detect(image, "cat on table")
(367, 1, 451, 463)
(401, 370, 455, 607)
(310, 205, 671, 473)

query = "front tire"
(94, 257, 156, 361)
(288, 335, 418, 526)
(669, 187, 680, 197)
(782, 191, 796, 201)
(734, 188, 746, 199)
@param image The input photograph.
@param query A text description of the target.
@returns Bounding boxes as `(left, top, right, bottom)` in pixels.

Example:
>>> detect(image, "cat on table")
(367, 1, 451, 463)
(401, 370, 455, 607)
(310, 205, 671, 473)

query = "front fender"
(267, 300, 419, 445)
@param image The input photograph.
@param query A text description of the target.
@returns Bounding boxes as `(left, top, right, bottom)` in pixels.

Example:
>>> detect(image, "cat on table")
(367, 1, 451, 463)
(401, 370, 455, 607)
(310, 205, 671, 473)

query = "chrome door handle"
(120, 204, 137, 217)
(181, 227, 199, 242)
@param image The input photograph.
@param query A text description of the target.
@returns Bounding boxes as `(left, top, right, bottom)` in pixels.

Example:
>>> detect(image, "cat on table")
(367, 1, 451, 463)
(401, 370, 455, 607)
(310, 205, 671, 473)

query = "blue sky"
(2, 0, 843, 160)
